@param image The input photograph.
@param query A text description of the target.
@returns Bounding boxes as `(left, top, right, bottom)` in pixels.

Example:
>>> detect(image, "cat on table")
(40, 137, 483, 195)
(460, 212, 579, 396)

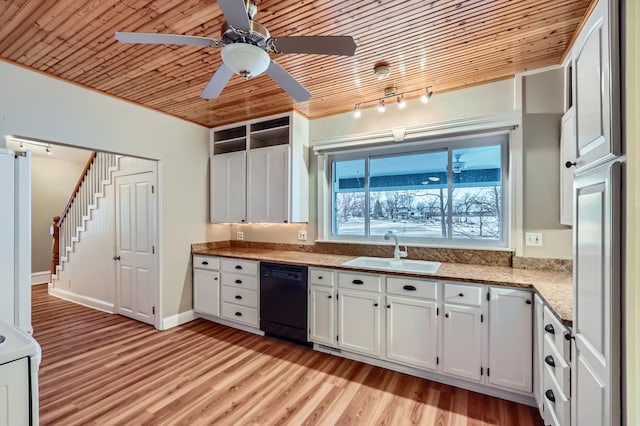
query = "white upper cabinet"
(209, 112, 309, 223)
(487, 287, 533, 393)
(571, 0, 619, 170)
(560, 107, 576, 226)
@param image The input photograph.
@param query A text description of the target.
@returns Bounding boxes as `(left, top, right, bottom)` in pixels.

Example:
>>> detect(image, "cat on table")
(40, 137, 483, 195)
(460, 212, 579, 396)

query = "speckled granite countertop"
(192, 246, 573, 326)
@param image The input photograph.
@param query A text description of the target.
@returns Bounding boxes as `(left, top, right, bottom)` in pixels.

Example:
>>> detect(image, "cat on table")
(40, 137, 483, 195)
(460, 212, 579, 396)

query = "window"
(330, 134, 508, 246)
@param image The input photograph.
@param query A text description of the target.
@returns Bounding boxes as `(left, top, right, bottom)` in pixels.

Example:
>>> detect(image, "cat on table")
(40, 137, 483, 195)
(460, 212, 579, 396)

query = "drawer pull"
(545, 389, 556, 403)
(544, 355, 556, 368)
(235, 279, 242, 284)
(235, 295, 242, 300)
(235, 312, 243, 317)
(352, 279, 364, 285)
(458, 293, 464, 297)
(235, 265, 243, 270)
(201, 261, 209, 265)
(318, 276, 323, 279)
(544, 324, 555, 334)
(403, 285, 417, 291)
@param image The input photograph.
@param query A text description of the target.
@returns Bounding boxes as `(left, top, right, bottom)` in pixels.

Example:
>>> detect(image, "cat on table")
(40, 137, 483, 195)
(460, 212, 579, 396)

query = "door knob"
(113, 255, 121, 261)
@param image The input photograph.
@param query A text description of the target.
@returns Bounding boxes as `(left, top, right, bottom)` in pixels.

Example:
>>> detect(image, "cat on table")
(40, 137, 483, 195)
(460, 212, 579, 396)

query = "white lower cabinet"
(0, 358, 30, 426)
(193, 269, 220, 317)
(337, 288, 382, 357)
(309, 284, 336, 346)
(487, 287, 533, 393)
(442, 303, 484, 382)
(385, 295, 438, 370)
(534, 294, 545, 412)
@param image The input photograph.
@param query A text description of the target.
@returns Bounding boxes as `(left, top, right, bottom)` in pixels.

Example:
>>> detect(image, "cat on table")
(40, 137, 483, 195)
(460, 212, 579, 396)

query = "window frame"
(322, 132, 511, 248)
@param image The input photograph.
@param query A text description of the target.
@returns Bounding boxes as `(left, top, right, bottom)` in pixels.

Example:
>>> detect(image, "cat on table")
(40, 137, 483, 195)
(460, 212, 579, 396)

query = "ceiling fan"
(115, 0, 357, 102)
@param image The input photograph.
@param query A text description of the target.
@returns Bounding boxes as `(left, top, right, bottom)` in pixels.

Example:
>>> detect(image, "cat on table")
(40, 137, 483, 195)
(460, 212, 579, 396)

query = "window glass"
(333, 159, 365, 236)
(329, 135, 507, 246)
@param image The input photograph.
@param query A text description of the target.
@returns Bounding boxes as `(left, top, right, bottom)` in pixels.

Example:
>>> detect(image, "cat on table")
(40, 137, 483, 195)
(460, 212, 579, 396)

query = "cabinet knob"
(544, 389, 556, 403)
(445, 313, 450, 318)
(565, 161, 577, 168)
(373, 303, 379, 307)
(386, 305, 391, 309)
(544, 355, 556, 368)
(458, 293, 464, 297)
(327, 295, 332, 299)
(318, 276, 323, 279)
(214, 277, 218, 281)
(544, 324, 555, 334)
(526, 300, 532, 305)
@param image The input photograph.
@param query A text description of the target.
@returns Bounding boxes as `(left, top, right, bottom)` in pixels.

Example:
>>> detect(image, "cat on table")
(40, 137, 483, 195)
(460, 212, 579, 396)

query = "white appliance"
(0, 320, 40, 425)
(0, 148, 32, 334)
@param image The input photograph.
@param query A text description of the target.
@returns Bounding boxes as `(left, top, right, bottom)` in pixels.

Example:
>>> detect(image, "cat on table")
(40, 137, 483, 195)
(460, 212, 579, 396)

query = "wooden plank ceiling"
(0, 0, 592, 128)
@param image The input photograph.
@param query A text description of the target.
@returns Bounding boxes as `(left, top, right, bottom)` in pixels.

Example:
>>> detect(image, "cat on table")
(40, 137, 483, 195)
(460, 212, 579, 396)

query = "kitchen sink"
(342, 257, 441, 274)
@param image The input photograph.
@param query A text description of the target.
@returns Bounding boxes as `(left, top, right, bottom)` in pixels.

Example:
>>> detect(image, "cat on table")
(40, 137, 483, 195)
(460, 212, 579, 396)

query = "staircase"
(51, 152, 120, 278)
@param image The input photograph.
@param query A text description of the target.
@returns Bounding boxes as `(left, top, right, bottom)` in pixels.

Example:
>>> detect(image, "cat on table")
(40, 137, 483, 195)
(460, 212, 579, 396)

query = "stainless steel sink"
(342, 256, 441, 274)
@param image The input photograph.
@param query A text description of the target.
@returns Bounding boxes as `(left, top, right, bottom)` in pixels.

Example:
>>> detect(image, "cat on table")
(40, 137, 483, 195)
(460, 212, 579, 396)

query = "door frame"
(112, 162, 160, 329)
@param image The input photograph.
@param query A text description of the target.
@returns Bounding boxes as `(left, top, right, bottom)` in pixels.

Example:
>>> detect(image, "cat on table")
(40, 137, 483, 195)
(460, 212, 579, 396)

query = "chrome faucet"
(384, 230, 408, 261)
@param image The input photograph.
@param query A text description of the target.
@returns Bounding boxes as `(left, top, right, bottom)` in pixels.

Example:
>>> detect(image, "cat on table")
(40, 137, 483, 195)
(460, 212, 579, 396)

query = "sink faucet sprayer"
(384, 230, 408, 261)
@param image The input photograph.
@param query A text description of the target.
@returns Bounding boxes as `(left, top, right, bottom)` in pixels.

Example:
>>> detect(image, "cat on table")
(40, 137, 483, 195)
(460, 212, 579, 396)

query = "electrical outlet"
(298, 230, 307, 241)
(236, 231, 244, 240)
(525, 232, 543, 246)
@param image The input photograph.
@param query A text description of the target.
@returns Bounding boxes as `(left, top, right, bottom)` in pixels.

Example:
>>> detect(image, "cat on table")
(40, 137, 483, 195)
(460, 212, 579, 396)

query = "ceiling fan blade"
(217, 0, 252, 32)
(269, 36, 357, 56)
(201, 64, 235, 99)
(266, 60, 311, 102)
(115, 32, 219, 47)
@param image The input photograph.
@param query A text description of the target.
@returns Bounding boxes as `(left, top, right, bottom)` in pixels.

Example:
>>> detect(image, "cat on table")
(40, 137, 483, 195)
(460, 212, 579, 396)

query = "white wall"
(31, 155, 89, 273)
(0, 60, 227, 318)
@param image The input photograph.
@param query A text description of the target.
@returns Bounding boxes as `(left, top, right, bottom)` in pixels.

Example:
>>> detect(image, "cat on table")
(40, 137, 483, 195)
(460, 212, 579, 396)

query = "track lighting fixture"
(6, 135, 55, 156)
(352, 86, 433, 118)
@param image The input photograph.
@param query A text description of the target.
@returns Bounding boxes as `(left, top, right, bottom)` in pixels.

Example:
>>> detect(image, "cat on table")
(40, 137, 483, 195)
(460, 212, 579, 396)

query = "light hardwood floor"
(32, 285, 541, 425)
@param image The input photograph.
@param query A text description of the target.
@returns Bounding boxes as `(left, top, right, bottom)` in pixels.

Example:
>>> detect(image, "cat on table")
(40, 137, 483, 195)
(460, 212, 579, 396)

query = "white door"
(211, 152, 246, 223)
(385, 295, 438, 370)
(560, 107, 576, 226)
(193, 269, 220, 317)
(0, 358, 30, 426)
(442, 304, 483, 382)
(115, 172, 157, 325)
(487, 287, 533, 393)
(572, 163, 621, 426)
(308, 285, 335, 346)
(247, 145, 289, 223)
(338, 288, 381, 357)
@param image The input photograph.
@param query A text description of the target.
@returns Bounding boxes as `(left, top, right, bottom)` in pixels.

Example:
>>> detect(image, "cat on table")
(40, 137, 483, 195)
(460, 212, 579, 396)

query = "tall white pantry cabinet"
(209, 112, 309, 224)
(561, 0, 623, 424)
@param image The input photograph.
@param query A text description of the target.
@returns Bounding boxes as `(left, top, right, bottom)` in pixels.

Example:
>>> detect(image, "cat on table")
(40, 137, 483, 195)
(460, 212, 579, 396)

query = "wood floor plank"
(31, 284, 542, 425)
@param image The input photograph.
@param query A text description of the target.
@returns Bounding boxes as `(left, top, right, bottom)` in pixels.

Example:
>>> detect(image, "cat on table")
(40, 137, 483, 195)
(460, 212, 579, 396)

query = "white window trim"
(315, 113, 522, 251)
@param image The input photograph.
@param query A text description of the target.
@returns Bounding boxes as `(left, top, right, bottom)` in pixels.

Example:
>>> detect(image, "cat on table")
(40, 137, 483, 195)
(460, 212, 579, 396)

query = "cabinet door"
(560, 107, 576, 226)
(338, 288, 382, 357)
(572, 0, 619, 169)
(309, 285, 335, 346)
(247, 145, 290, 223)
(385, 295, 438, 370)
(442, 304, 483, 382)
(211, 152, 246, 223)
(572, 162, 621, 426)
(487, 287, 533, 393)
(193, 269, 220, 317)
(0, 358, 30, 426)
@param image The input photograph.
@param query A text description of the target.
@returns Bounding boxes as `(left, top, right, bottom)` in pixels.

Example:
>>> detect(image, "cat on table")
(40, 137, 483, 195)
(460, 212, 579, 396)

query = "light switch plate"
(298, 230, 307, 241)
(236, 231, 244, 240)
(525, 232, 543, 246)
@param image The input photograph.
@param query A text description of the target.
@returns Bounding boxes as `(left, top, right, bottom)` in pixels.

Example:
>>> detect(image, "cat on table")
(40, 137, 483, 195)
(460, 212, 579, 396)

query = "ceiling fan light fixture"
(221, 43, 270, 80)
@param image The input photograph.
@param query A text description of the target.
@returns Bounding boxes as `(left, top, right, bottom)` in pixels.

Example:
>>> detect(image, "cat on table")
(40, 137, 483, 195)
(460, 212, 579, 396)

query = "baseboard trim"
(161, 310, 197, 330)
(31, 271, 50, 285)
(48, 287, 115, 314)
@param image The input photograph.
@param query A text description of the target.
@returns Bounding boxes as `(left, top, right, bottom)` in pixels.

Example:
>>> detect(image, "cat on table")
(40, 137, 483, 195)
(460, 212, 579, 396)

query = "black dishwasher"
(260, 262, 309, 345)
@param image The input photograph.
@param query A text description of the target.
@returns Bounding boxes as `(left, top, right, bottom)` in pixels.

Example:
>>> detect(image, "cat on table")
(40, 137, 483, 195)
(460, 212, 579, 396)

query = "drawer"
(543, 364, 570, 426)
(222, 286, 258, 308)
(544, 399, 561, 426)
(543, 305, 571, 363)
(221, 258, 258, 276)
(443, 283, 483, 306)
(338, 272, 382, 292)
(221, 273, 258, 290)
(386, 277, 437, 299)
(193, 255, 220, 271)
(221, 302, 258, 327)
(309, 268, 335, 287)
(543, 334, 571, 393)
